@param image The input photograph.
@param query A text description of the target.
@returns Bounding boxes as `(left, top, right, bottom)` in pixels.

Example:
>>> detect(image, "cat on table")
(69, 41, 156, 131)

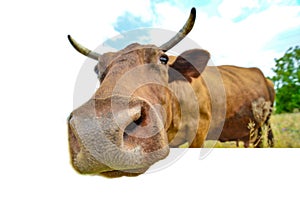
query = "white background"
(0, 1, 299, 199)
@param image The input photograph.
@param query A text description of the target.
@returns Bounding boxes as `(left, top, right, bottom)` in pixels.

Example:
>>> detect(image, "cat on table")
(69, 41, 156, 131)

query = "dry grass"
(203, 113, 300, 148)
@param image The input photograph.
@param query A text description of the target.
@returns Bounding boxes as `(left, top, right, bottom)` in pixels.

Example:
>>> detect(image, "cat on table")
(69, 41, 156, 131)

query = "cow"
(67, 8, 275, 178)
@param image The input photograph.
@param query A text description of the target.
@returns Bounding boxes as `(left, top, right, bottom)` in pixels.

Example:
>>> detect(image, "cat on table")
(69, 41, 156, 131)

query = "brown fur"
(204, 66, 274, 146)
(167, 65, 275, 147)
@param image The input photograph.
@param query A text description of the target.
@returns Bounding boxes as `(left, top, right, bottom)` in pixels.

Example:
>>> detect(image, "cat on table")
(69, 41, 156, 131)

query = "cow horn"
(67, 35, 100, 60)
(160, 7, 196, 52)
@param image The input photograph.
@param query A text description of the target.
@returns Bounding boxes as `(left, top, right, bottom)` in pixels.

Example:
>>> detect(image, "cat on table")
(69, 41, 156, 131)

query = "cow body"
(166, 65, 274, 148)
(215, 66, 274, 147)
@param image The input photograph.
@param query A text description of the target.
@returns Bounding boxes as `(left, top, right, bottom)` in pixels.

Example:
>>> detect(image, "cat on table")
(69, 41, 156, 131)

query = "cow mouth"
(99, 167, 149, 178)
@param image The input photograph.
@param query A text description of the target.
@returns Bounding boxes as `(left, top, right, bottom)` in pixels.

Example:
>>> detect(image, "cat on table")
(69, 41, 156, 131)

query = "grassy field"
(203, 113, 300, 148)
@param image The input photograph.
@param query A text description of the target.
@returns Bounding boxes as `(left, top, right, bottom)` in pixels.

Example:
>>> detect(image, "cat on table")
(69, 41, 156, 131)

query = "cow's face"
(68, 44, 172, 177)
(68, 42, 210, 177)
(67, 8, 210, 177)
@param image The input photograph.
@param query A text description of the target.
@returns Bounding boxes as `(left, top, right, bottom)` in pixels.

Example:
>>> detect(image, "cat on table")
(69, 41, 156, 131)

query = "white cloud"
(218, 0, 260, 19)
(112, 0, 153, 22)
(188, 4, 300, 76)
(153, 3, 189, 31)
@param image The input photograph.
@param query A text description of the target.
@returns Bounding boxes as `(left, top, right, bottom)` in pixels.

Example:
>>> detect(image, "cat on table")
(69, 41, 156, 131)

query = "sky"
(101, 0, 300, 77)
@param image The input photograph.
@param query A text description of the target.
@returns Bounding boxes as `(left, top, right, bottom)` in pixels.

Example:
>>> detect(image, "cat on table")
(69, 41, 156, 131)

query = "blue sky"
(102, 0, 300, 77)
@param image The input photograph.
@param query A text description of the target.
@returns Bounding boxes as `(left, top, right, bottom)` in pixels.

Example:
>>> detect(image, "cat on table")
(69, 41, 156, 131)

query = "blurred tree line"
(270, 46, 300, 113)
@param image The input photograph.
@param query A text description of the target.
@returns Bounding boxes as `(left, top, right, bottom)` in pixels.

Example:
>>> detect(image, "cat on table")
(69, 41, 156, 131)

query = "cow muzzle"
(67, 96, 170, 177)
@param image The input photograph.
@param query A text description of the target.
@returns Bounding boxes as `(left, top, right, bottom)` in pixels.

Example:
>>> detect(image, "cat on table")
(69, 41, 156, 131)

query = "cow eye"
(94, 65, 99, 75)
(159, 54, 169, 65)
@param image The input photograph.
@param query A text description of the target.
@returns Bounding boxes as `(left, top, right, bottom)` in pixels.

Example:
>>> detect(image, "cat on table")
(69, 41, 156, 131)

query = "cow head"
(67, 8, 210, 178)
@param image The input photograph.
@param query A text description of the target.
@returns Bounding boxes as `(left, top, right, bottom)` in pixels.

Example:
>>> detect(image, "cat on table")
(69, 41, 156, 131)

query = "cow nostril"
(125, 115, 143, 134)
(123, 104, 150, 149)
(123, 106, 147, 144)
(124, 105, 148, 135)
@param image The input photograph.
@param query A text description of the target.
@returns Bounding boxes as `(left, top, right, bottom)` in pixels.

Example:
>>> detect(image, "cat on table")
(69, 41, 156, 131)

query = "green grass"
(203, 113, 300, 148)
(271, 113, 300, 148)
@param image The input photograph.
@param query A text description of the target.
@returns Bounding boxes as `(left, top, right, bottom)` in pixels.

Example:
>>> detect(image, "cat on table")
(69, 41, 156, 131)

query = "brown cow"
(67, 8, 274, 178)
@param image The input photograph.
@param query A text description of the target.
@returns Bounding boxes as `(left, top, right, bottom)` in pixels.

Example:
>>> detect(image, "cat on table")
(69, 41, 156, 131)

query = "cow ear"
(169, 49, 210, 82)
